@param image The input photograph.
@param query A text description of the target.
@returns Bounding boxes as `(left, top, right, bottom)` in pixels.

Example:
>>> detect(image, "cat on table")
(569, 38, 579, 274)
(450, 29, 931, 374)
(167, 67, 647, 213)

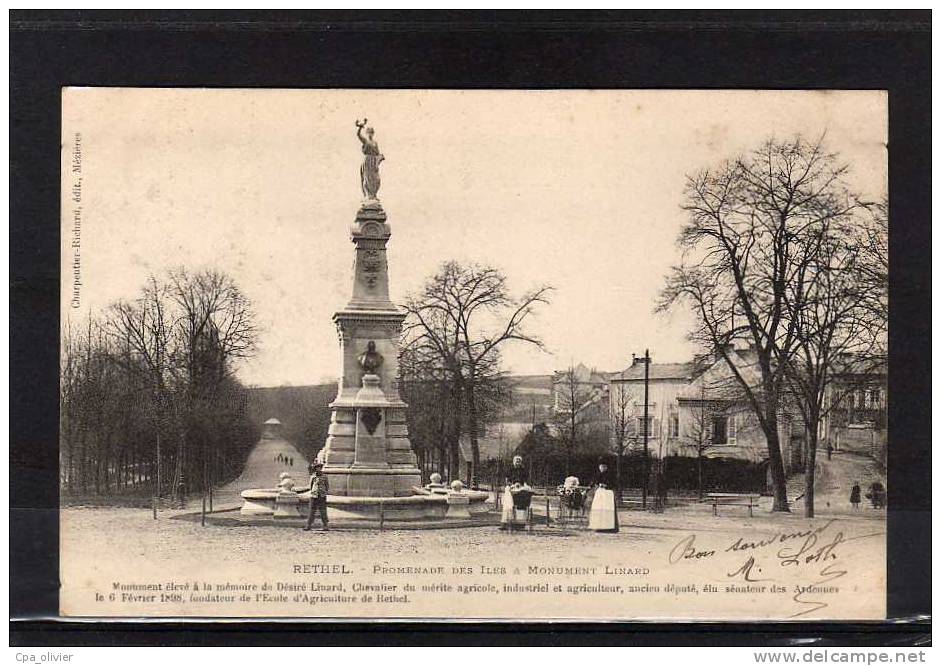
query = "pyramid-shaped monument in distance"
(318, 119, 421, 496)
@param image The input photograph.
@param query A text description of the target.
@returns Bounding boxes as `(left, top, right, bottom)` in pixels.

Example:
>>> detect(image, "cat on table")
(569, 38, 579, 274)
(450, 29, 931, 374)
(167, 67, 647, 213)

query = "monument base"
(323, 466, 421, 497)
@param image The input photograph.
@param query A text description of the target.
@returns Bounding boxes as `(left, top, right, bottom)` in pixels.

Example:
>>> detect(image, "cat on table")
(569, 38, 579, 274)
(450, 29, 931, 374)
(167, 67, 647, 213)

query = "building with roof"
(609, 355, 696, 460)
(550, 363, 613, 456)
(551, 363, 610, 413)
(819, 355, 887, 459)
(609, 347, 806, 473)
(261, 417, 283, 439)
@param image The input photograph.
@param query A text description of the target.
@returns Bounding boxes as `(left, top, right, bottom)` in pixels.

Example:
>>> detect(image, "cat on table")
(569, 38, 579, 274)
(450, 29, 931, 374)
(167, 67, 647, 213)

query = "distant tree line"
(60, 269, 259, 502)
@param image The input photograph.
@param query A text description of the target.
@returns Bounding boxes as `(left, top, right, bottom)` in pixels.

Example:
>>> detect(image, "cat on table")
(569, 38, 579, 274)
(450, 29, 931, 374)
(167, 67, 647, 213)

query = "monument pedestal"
(320, 201, 421, 498)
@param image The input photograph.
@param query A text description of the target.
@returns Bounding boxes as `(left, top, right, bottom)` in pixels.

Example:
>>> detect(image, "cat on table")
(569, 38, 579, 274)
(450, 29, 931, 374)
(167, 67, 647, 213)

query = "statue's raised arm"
(355, 119, 383, 201)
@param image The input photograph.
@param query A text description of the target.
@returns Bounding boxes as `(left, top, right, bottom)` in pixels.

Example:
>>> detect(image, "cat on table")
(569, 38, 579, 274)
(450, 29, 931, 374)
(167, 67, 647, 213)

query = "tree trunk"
(448, 438, 460, 481)
(66, 439, 75, 492)
(174, 436, 185, 504)
(615, 446, 623, 504)
(697, 453, 704, 500)
(79, 431, 88, 493)
(804, 429, 818, 518)
(94, 455, 101, 495)
(764, 410, 790, 512)
(465, 381, 481, 487)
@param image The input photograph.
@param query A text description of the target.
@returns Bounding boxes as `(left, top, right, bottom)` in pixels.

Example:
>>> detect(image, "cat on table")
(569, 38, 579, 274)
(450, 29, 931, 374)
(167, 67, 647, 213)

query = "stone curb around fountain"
(171, 506, 503, 530)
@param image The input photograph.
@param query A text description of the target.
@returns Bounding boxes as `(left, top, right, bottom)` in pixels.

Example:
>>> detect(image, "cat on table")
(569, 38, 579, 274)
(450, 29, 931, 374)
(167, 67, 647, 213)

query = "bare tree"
(167, 268, 258, 499)
(856, 199, 889, 354)
(680, 383, 726, 499)
(108, 276, 172, 496)
(782, 201, 888, 516)
(659, 136, 859, 512)
(610, 382, 632, 502)
(405, 261, 551, 485)
(399, 338, 462, 479)
(552, 366, 595, 476)
(61, 269, 260, 505)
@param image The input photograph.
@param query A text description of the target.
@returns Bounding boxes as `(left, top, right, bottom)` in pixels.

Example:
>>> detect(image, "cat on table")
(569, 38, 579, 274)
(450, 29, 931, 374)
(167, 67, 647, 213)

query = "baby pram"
(501, 485, 535, 531)
(557, 484, 589, 523)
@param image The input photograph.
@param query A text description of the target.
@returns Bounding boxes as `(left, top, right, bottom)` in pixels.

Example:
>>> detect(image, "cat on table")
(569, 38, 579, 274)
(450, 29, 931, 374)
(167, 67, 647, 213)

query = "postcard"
(59, 88, 887, 620)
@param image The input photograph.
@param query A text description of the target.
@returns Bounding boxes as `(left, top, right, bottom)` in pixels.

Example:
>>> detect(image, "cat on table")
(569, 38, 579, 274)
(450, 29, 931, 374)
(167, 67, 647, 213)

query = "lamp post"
(634, 349, 651, 509)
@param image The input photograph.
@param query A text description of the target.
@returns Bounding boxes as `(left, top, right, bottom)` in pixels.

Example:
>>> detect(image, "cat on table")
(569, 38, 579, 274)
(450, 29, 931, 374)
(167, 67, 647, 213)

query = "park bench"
(704, 492, 761, 517)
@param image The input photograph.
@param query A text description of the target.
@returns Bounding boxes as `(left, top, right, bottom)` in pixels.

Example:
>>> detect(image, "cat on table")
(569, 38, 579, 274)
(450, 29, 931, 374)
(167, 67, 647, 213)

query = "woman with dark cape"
(588, 461, 619, 532)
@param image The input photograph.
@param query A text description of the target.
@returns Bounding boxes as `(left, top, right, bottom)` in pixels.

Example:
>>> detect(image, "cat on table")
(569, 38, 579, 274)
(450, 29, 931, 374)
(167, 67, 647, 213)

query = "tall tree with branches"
(404, 261, 551, 485)
(610, 381, 633, 503)
(108, 276, 172, 496)
(782, 197, 888, 516)
(553, 366, 595, 476)
(167, 268, 258, 499)
(659, 136, 861, 512)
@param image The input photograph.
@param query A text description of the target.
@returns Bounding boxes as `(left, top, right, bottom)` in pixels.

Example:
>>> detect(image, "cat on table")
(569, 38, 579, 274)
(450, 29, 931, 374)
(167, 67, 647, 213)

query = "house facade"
(609, 357, 694, 460)
(550, 363, 612, 452)
(819, 357, 887, 460)
(609, 347, 806, 474)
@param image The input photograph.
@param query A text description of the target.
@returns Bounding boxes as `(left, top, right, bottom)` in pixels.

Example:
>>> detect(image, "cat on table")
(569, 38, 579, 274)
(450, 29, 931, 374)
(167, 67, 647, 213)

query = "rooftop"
(613, 362, 695, 382)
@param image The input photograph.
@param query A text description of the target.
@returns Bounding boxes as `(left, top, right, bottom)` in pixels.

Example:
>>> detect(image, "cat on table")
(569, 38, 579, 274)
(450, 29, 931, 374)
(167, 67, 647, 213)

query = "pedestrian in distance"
(850, 481, 861, 510)
(303, 462, 330, 531)
(867, 481, 886, 509)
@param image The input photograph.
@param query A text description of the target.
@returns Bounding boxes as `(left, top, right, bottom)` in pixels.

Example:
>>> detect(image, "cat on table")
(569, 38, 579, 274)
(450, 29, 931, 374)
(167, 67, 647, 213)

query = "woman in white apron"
(588, 461, 619, 532)
(500, 455, 529, 529)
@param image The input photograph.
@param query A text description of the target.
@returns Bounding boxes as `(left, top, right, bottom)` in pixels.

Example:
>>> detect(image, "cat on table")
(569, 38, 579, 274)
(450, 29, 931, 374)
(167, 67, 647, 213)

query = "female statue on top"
(356, 119, 384, 200)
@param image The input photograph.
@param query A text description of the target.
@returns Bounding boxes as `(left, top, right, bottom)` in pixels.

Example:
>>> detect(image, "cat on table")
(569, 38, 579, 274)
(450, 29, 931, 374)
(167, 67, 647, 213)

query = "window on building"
(727, 413, 737, 445)
(711, 415, 727, 446)
(636, 415, 658, 439)
(669, 413, 680, 439)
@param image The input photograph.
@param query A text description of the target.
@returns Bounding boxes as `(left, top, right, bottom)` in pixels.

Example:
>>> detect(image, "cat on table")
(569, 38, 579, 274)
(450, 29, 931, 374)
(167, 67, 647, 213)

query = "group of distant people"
(274, 453, 295, 467)
(500, 455, 618, 533)
(850, 480, 886, 509)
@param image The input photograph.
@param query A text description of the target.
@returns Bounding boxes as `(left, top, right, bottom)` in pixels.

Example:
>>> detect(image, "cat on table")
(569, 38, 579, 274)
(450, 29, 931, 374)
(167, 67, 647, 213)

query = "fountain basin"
(239, 487, 490, 521)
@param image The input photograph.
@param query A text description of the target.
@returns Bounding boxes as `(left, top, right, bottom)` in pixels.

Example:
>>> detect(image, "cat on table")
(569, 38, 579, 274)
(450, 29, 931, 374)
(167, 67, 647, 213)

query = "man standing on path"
(303, 462, 330, 531)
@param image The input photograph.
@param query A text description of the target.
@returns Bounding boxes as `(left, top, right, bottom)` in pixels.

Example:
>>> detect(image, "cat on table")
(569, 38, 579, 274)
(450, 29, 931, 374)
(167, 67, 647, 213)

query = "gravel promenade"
(60, 502, 886, 621)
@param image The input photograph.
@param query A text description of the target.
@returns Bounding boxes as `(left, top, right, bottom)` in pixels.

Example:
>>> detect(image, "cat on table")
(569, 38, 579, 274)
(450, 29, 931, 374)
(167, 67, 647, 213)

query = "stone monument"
(239, 122, 489, 523)
(319, 120, 422, 497)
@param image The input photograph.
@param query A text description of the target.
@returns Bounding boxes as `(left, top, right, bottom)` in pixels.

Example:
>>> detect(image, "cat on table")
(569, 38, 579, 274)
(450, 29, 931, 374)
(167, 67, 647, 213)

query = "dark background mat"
(10, 9, 930, 646)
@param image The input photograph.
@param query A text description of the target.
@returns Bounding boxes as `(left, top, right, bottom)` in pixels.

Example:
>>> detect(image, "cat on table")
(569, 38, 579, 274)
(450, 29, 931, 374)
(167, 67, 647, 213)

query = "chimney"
(631, 353, 637, 366)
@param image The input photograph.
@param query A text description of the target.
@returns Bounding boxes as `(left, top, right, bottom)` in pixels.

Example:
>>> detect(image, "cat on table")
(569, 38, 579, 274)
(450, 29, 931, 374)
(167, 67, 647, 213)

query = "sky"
(61, 89, 887, 387)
